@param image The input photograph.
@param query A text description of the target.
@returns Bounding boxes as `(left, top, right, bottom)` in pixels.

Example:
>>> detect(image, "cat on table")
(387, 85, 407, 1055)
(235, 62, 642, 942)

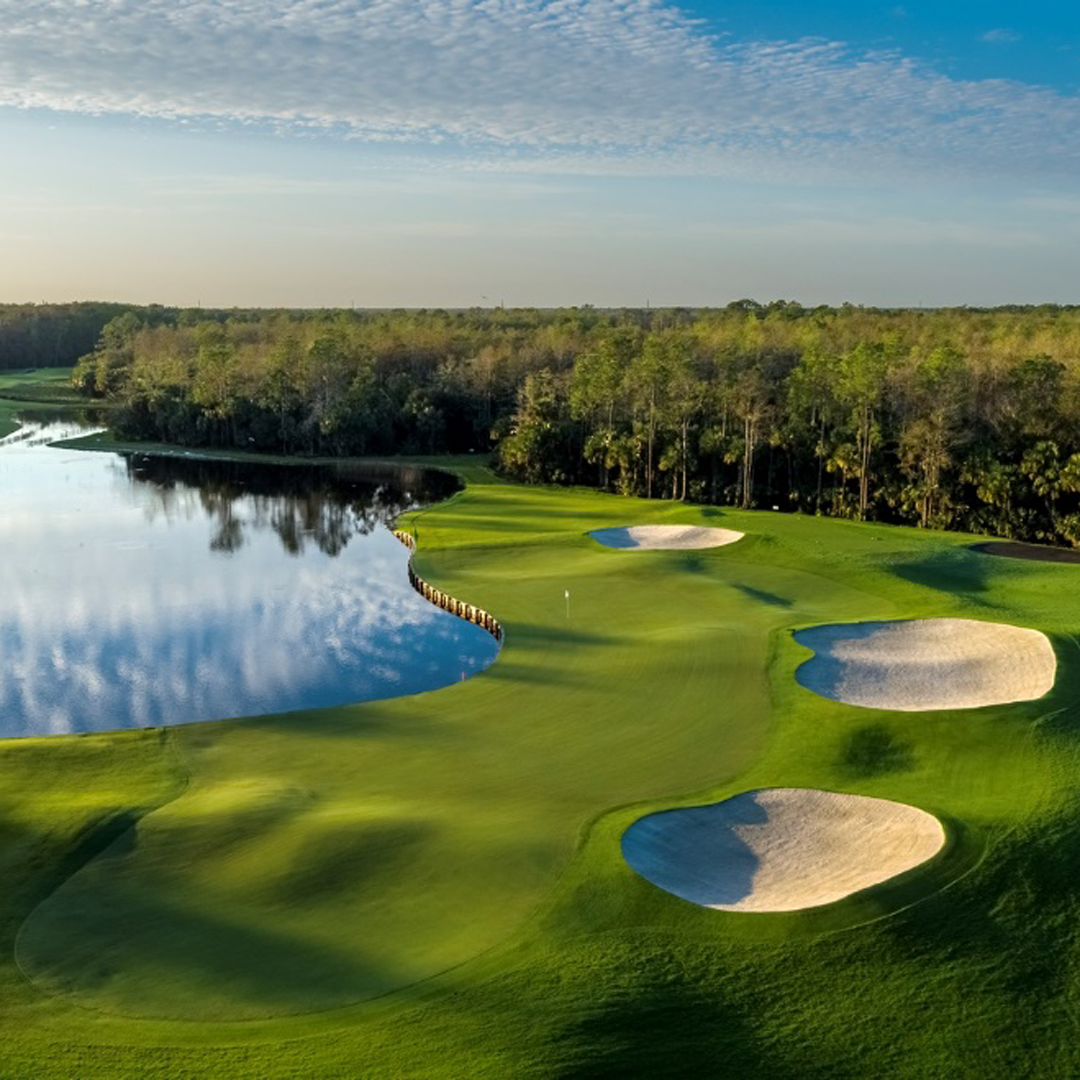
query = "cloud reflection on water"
(0, 423, 496, 737)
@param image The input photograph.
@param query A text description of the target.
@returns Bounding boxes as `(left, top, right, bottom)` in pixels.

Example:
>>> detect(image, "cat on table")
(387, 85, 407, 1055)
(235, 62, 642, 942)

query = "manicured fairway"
(2, 449, 1080, 1076)
(0, 368, 82, 436)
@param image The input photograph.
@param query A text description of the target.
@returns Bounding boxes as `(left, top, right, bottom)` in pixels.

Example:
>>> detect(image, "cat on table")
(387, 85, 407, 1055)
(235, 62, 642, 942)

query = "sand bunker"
(795, 618, 1056, 712)
(590, 525, 744, 550)
(622, 788, 945, 912)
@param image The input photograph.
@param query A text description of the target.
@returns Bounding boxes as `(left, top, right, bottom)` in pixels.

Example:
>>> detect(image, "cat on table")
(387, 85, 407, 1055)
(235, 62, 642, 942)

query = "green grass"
(3, 445, 1080, 1075)
(0, 367, 81, 437)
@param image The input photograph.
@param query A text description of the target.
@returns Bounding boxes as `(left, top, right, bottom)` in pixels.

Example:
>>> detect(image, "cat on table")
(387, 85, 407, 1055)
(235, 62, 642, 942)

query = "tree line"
(71, 301, 1080, 546)
(0, 301, 385, 371)
(0, 302, 139, 370)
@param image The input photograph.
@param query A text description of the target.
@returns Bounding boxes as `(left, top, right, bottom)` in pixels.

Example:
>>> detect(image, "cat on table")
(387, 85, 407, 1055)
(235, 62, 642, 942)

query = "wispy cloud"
(149, 169, 576, 199)
(1016, 195, 1080, 216)
(0, 1, 1076, 183)
(982, 28, 1022, 44)
(698, 216, 1050, 249)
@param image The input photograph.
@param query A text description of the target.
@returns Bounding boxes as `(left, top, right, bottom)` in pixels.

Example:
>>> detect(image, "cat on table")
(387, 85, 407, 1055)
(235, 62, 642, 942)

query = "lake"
(0, 420, 498, 738)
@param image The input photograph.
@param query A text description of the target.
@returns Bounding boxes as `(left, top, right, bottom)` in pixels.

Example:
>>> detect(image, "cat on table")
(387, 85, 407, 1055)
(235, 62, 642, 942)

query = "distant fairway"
(3, 448, 1080, 1075)
(0, 368, 82, 436)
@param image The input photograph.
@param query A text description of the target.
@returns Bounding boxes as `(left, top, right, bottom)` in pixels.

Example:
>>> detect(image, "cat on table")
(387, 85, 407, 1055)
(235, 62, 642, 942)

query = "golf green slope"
(2, 461, 1080, 1076)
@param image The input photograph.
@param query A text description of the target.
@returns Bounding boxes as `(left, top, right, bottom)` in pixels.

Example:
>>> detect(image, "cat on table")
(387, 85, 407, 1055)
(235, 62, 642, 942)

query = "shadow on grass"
(261, 818, 437, 908)
(1025, 632, 1080, 737)
(676, 552, 708, 574)
(20, 879, 402, 1017)
(509, 623, 623, 649)
(477, 623, 623, 687)
(837, 724, 915, 779)
(951, 633, 1080, 750)
(731, 583, 793, 608)
(551, 938, 768, 1078)
(878, 808, 1080, 1016)
(480, 661, 587, 687)
(883, 548, 997, 606)
(17, 824, 419, 1017)
(219, 705, 439, 741)
(0, 808, 145, 932)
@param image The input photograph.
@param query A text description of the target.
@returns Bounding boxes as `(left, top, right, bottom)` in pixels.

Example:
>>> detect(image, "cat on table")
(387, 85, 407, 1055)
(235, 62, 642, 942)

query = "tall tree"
(730, 367, 770, 510)
(624, 335, 672, 499)
(896, 346, 970, 528)
(499, 370, 571, 484)
(660, 345, 705, 501)
(838, 339, 896, 520)
(570, 331, 636, 489)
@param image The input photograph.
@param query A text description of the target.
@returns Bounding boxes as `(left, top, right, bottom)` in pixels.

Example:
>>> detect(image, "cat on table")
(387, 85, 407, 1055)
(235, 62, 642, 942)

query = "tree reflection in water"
(119, 456, 459, 556)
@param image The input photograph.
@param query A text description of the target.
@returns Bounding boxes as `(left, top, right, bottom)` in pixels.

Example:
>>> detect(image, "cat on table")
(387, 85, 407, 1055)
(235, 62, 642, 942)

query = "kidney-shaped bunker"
(622, 788, 945, 912)
(795, 618, 1056, 712)
(590, 525, 744, 550)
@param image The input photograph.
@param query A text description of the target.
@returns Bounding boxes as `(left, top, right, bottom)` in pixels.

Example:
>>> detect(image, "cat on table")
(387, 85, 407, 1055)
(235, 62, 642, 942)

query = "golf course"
(0, 368, 86, 438)
(3, 382, 1080, 1075)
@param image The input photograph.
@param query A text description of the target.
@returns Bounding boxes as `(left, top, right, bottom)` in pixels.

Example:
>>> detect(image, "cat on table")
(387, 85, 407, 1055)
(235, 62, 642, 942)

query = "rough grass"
(2, 439, 1080, 1076)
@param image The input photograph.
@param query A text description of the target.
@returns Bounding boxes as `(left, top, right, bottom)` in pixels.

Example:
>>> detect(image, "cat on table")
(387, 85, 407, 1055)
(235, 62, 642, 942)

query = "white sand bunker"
(590, 525, 744, 550)
(795, 618, 1055, 712)
(622, 788, 945, 912)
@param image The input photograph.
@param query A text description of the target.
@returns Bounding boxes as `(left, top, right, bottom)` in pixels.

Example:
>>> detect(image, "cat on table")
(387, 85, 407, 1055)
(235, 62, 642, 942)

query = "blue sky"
(1, 1, 1078, 307)
(697, 2, 1080, 90)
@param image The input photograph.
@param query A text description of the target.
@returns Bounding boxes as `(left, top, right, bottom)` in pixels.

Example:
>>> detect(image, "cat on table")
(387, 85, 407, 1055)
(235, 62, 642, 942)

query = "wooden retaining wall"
(392, 529, 504, 643)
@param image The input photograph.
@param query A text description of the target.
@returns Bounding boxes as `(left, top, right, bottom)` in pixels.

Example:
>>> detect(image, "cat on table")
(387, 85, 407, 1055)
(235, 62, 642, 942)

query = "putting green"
(3, 456, 1080, 1076)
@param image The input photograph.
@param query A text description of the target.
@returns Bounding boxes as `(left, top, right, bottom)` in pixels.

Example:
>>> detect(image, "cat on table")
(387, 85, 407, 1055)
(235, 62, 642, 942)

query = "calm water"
(0, 420, 498, 738)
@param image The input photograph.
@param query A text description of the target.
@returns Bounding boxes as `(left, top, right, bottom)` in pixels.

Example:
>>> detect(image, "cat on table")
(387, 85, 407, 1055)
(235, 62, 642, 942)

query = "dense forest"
(0, 303, 139, 369)
(69, 302, 1080, 545)
(0, 302, 352, 370)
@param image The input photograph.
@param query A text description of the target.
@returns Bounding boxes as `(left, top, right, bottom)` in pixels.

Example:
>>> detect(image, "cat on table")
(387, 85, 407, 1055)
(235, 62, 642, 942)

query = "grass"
(0, 367, 83, 437)
(3, 412, 1080, 1074)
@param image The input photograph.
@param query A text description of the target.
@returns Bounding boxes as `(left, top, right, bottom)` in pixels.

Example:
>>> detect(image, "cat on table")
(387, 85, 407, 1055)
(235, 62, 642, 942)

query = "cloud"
(696, 216, 1050, 250)
(0, 1, 1076, 183)
(1018, 195, 1080, 215)
(982, 28, 1022, 44)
